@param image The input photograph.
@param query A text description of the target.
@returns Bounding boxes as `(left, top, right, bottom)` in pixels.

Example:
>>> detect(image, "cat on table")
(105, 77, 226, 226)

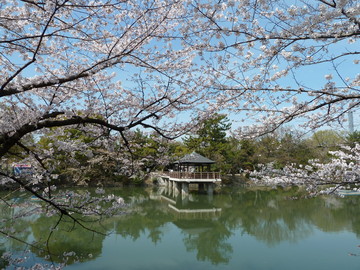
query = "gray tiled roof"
(176, 152, 215, 164)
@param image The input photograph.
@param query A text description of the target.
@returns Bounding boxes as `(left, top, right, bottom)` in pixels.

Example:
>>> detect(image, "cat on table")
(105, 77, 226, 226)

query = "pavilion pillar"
(206, 183, 214, 196)
(198, 183, 205, 193)
(166, 181, 172, 196)
(168, 180, 173, 196)
(181, 191, 189, 205)
(173, 181, 181, 196)
(172, 181, 176, 195)
(182, 182, 189, 196)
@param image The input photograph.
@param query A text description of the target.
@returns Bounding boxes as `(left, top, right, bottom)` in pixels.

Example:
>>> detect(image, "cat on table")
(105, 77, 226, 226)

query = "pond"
(1, 186, 360, 269)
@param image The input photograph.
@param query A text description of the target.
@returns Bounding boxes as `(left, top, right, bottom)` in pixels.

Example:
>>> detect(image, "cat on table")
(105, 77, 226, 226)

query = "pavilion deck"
(160, 171, 221, 196)
(162, 171, 221, 182)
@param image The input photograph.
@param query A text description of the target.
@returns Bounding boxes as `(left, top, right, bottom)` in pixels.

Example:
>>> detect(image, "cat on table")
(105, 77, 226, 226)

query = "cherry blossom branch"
(0, 171, 108, 236)
(0, 0, 66, 92)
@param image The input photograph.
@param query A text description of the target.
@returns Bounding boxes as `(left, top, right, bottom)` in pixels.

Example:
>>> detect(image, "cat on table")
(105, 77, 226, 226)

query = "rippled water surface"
(2, 186, 360, 269)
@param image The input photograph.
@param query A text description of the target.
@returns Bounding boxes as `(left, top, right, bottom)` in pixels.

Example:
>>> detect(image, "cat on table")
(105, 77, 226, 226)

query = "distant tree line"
(180, 114, 360, 184)
(4, 114, 359, 186)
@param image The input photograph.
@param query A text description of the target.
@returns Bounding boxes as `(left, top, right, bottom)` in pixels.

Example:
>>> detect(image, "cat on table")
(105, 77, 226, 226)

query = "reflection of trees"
(326, 196, 360, 238)
(30, 214, 107, 264)
(0, 200, 34, 251)
(162, 191, 234, 265)
(238, 191, 315, 246)
(114, 189, 234, 265)
(215, 187, 360, 247)
(0, 247, 9, 269)
(4, 187, 360, 268)
(180, 220, 233, 265)
(0, 197, 37, 268)
(114, 198, 172, 244)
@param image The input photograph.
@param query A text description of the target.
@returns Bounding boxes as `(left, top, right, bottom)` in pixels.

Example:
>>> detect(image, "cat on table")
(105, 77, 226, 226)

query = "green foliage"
(168, 141, 191, 160)
(308, 130, 345, 149)
(346, 131, 360, 147)
(2, 134, 35, 164)
(305, 130, 345, 163)
(128, 129, 168, 172)
(183, 114, 231, 172)
(184, 114, 230, 148)
(225, 138, 257, 173)
(255, 131, 317, 169)
(30, 215, 106, 264)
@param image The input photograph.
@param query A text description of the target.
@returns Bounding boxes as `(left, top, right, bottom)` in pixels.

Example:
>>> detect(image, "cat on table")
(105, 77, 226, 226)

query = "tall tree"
(183, 114, 231, 171)
(225, 137, 257, 174)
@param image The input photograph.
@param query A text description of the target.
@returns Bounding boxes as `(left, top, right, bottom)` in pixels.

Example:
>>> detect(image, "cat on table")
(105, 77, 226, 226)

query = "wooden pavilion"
(161, 152, 221, 196)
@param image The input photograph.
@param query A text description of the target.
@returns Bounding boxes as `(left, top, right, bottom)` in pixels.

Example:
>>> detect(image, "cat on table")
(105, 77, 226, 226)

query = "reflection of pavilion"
(161, 152, 221, 196)
(158, 186, 222, 220)
(158, 188, 226, 264)
(150, 188, 229, 265)
(168, 204, 222, 219)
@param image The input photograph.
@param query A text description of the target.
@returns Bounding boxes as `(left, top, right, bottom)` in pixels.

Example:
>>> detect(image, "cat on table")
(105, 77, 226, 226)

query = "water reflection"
(30, 215, 106, 264)
(1, 187, 360, 268)
(157, 187, 231, 265)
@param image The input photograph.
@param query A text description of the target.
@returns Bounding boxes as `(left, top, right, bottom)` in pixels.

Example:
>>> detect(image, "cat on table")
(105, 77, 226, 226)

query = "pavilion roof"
(175, 152, 215, 165)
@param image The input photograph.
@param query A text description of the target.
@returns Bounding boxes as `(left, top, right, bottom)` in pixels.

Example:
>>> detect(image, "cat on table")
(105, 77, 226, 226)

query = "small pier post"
(169, 180, 173, 190)
(198, 183, 205, 193)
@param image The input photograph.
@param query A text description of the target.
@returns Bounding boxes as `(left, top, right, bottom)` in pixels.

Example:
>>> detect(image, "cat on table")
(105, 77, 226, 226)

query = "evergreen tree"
(183, 114, 231, 172)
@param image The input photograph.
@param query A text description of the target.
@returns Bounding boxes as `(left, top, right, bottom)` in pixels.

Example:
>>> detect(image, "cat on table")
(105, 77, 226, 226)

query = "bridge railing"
(163, 171, 221, 180)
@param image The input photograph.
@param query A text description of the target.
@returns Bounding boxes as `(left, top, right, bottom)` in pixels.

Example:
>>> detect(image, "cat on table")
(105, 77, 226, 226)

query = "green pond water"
(1, 186, 360, 269)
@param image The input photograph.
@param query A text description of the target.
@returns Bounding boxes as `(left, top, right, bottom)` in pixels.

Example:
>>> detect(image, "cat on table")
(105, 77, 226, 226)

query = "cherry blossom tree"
(0, 0, 207, 157)
(0, 1, 211, 267)
(187, 0, 360, 135)
(249, 144, 360, 194)
(1, 0, 359, 185)
(0, 0, 211, 195)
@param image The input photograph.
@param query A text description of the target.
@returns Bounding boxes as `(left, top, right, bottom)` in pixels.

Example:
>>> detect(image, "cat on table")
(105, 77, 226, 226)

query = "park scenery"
(0, 0, 360, 269)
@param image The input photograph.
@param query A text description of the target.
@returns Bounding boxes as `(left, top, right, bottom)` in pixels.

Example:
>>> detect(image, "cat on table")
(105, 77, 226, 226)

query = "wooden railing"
(163, 171, 220, 180)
